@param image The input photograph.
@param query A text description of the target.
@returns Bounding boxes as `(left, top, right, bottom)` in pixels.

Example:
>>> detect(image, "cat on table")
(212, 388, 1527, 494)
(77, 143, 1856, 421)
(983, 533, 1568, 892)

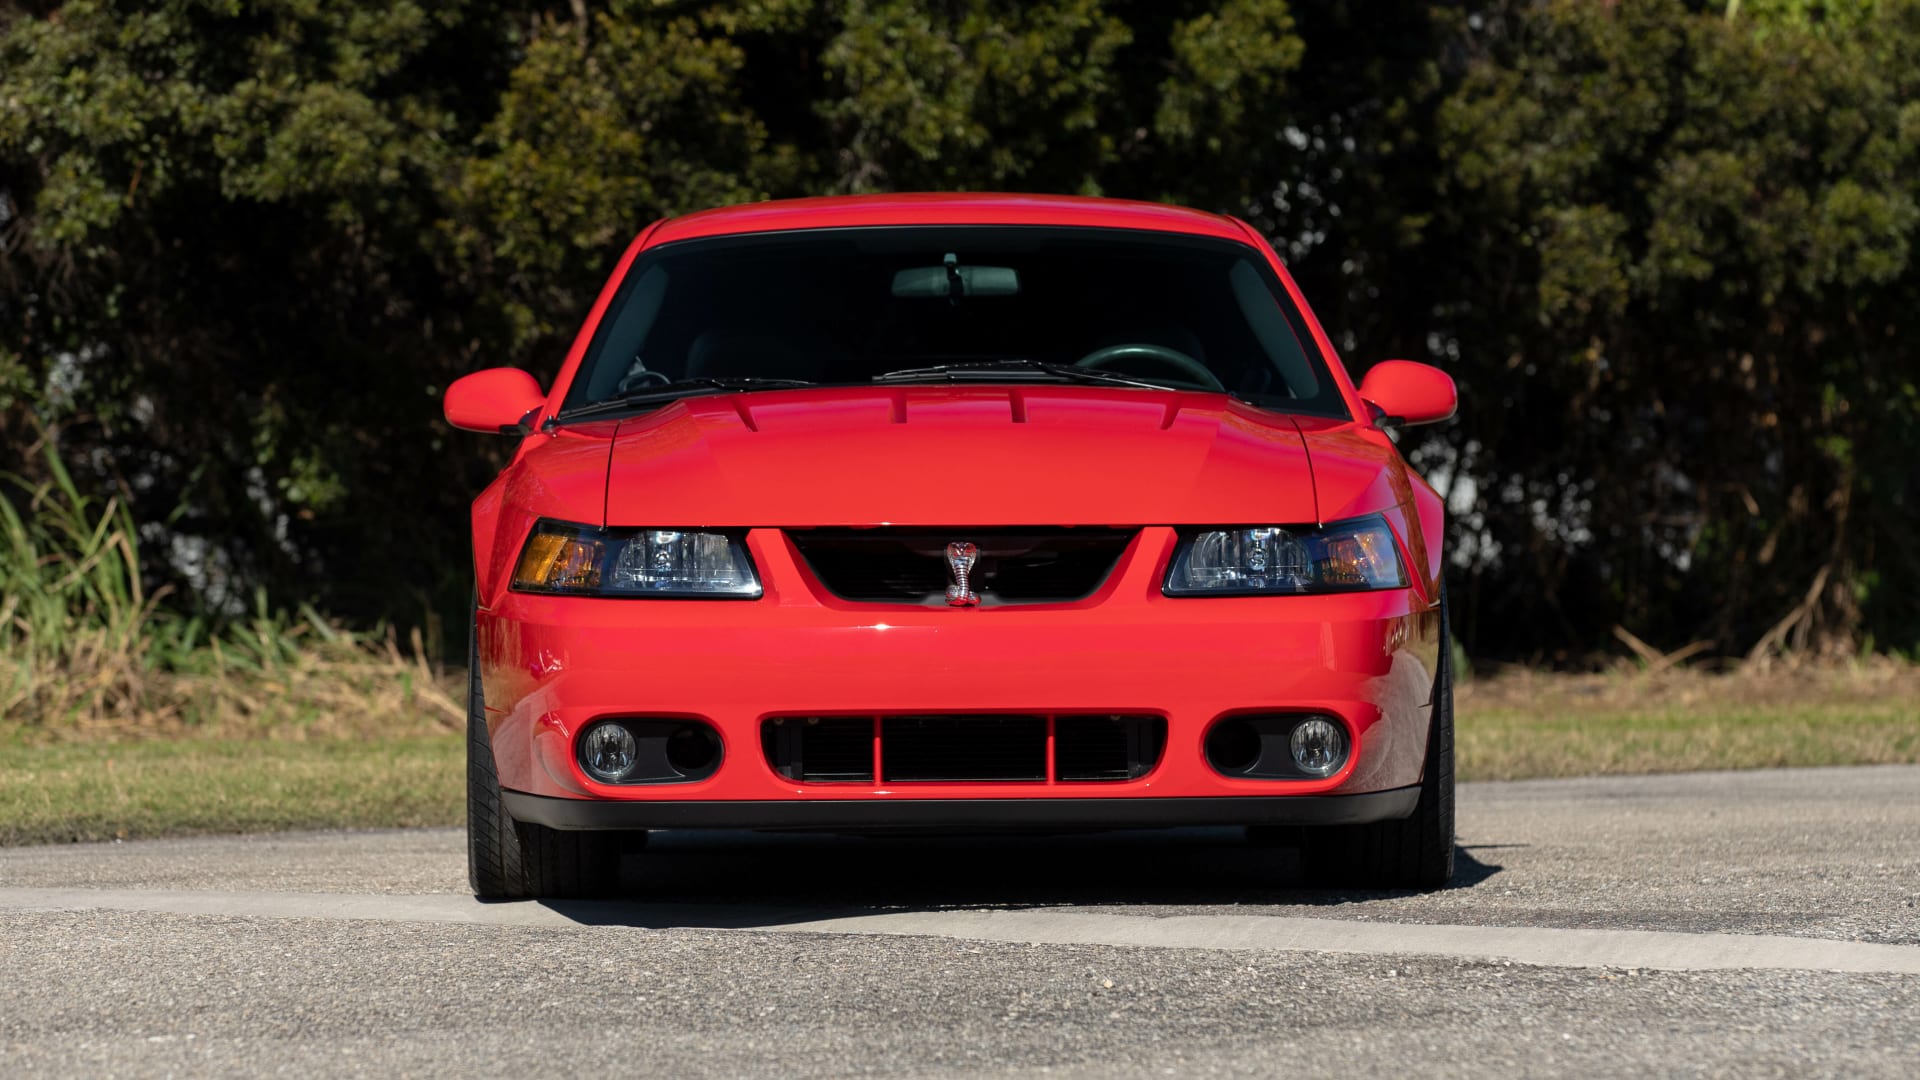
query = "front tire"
(466, 610, 623, 899)
(1298, 587, 1456, 890)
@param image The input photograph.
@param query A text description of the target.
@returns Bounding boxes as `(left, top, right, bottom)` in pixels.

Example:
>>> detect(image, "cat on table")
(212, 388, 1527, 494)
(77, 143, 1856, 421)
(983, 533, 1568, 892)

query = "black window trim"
(559, 223, 1353, 423)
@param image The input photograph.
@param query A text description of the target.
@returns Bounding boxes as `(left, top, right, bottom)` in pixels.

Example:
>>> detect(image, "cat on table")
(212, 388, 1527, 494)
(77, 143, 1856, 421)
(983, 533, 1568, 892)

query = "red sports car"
(445, 194, 1458, 898)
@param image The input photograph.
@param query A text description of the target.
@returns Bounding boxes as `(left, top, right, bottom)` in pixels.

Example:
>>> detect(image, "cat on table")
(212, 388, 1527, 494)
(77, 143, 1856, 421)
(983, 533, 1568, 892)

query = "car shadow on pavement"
(534, 829, 1511, 929)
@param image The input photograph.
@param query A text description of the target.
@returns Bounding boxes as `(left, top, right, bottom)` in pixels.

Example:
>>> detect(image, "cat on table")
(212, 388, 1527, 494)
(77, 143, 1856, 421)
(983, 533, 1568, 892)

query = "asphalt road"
(2, 765, 1916, 1077)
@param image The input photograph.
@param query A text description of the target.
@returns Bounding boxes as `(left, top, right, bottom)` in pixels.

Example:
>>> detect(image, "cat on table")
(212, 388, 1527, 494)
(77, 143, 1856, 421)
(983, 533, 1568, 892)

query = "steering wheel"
(1073, 343, 1224, 391)
(616, 365, 672, 394)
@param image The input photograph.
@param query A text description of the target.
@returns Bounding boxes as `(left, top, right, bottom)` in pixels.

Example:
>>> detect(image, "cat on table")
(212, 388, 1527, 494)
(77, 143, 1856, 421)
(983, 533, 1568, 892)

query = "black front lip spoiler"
(501, 786, 1419, 832)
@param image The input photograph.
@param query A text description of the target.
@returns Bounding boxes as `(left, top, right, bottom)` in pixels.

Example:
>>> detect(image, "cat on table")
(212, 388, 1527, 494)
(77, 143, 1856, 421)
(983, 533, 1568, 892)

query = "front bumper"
(504, 787, 1420, 830)
(479, 526, 1443, 820)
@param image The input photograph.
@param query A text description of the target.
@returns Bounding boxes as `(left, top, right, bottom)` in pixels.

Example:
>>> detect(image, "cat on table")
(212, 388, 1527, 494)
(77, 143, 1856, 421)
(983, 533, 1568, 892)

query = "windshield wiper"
(871, 359, 1169, 391)
(554, 377, 817, 422)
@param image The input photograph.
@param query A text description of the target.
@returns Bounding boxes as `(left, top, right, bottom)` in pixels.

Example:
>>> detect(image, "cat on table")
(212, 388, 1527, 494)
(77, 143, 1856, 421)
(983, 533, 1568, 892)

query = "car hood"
(599, 386, 1338, 527)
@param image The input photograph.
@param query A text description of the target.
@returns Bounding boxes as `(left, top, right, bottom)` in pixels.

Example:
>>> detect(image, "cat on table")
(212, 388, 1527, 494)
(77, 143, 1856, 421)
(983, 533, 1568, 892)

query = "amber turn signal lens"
(513, 529, 604, 591)
(1318, 530, 1394, 586)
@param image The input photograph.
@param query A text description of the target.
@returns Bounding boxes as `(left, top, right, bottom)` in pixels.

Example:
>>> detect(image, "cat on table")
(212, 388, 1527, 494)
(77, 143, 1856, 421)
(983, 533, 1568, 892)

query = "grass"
(0, 431, 467, 845)
(0, 735, 461, 846)
(2, 430, 462, 740)
(1454, 662, 1920, 780)
(1, 433, 158, 725)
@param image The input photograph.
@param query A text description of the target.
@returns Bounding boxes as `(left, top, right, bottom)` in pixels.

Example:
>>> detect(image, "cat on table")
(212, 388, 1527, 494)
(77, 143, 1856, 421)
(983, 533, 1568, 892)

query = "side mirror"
(1357, 360, 1456, 428)
(444, 368, 547, 434)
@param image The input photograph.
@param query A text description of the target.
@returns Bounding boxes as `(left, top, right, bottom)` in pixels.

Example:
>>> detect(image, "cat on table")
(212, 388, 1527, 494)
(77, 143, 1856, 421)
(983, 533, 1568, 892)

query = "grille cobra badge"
(944, 542, 980, 607)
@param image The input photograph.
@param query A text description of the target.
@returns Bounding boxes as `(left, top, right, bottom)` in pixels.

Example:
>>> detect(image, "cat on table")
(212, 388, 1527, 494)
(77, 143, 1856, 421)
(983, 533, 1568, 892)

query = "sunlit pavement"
(2, 766, 1916, 1077)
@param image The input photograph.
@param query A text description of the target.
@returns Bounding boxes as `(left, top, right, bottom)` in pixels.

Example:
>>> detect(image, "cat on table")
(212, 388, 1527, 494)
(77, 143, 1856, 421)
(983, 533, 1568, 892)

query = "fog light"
(580, 722, 639, 783)
(1289, 717, 1346, 777)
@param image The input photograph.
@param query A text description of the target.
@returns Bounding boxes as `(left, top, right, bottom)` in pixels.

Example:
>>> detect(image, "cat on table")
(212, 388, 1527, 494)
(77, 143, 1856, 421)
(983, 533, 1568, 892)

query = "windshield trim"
(559, 224, 1353, 423)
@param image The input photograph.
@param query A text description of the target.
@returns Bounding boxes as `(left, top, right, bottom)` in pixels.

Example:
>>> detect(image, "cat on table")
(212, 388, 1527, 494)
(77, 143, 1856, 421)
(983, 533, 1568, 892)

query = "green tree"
(818, 0, 1133, 192)
(0, 0, 518, 618)
(1432, 0, 1920, 659)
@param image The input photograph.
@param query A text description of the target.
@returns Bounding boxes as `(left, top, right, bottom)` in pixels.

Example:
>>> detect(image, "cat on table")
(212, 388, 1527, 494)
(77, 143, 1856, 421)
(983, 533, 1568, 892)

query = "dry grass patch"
(61, 621, 464, 744)
(3, 434, 461, 743)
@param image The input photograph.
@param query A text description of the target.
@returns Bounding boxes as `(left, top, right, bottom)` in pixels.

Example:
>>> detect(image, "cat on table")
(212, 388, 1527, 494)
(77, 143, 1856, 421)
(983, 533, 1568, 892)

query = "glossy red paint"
(455, 193, 1450, 819)
(1358, 360, 1458, 427)
(444, 368, 547, 433)
(598, 388, 1319, 532)
(651, 192, 1251, 246)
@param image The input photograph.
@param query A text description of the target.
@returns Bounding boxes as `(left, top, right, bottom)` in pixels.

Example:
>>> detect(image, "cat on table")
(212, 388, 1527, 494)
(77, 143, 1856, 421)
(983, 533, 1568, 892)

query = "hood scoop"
(604, 387, 1318, 527)
(730, 387, 1179, 431)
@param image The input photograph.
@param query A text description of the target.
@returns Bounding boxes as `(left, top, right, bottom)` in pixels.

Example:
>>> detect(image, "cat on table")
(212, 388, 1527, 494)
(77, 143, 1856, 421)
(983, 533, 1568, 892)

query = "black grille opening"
(790, 529, 1133, 604)
(884, 716, 1046, 782)
(763, 714, 1164, 785)
(763, 717, 874, 782)
(1055, 715, 1166, 781)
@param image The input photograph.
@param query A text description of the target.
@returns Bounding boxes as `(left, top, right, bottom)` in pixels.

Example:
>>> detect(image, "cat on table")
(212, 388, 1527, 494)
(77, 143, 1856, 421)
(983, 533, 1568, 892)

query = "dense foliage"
(3, 0, 1916, 664)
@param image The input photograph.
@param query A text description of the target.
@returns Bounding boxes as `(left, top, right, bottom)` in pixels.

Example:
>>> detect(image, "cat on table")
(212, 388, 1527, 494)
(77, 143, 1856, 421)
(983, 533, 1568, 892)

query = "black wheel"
(466, 609, 625, 900)
(1298, 587, 1456, 890)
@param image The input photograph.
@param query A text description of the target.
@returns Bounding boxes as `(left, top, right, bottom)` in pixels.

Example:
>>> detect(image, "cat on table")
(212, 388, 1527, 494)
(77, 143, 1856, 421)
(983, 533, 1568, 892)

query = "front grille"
(762, 714, 1166, 784)
(789, 529, 1134, 604)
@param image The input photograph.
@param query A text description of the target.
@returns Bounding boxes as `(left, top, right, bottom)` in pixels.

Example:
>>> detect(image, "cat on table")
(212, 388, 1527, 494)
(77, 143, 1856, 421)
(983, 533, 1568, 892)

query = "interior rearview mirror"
(892, 254, 1021, 299)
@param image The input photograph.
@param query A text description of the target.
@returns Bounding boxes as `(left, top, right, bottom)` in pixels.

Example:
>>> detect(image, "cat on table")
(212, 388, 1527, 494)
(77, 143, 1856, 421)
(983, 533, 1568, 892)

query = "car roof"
(644, 192, 1252, 246)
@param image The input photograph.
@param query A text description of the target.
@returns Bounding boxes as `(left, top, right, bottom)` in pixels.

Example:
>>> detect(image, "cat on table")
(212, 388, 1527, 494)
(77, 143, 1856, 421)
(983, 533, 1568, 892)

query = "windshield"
(562, 225, 1346, 418)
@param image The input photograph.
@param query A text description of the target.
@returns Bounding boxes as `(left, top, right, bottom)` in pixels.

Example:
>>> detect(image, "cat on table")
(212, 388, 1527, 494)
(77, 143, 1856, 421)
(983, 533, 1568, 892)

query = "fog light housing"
(579, 721, 639, 783)
(1204, 718, 1262, 773)
(665, 724, 721, 775)
(1289, 717, 1346, 777)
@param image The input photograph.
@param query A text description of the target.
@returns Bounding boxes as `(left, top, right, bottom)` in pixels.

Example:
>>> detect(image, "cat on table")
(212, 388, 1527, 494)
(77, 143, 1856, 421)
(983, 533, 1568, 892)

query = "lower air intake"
(884, 716, 1047, 782)
(1055, 715, 1166, 781)
(762, 718, 873, 782)
(761, 714, 1166, 784)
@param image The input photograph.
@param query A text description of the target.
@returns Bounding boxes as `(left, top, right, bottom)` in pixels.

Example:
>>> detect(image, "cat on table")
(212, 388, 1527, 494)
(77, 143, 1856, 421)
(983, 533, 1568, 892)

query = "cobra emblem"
(945, 541, 980, 607)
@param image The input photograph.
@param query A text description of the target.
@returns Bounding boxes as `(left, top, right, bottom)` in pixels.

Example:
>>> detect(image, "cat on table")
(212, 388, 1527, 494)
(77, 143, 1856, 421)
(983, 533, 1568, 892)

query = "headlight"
(1163, 516, 1406, 596)
(511, 521, 762, 598)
